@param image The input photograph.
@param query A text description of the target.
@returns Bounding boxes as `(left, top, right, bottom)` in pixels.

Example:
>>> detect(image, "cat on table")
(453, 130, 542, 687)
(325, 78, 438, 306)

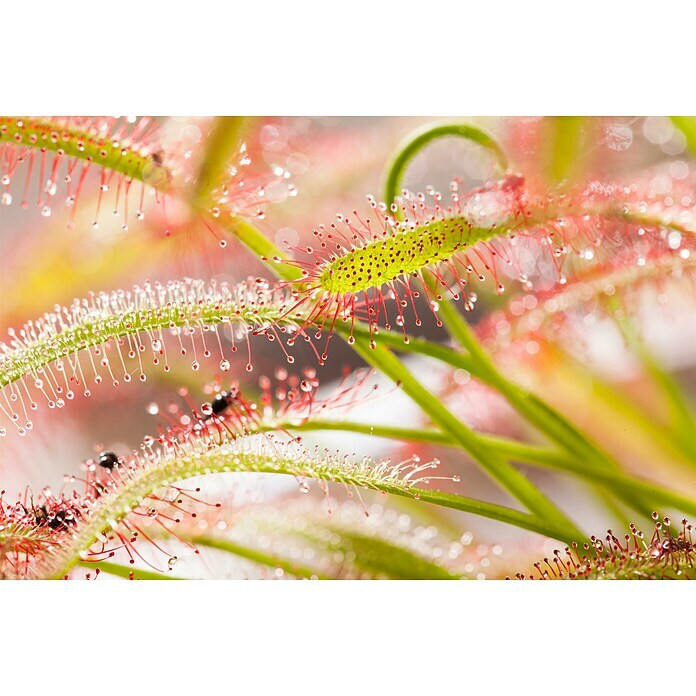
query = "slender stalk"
(296, 528, 463, 580)
(545, 116, 585, 183)
(191, 535, 329, 580)
(348, 335, 584, 539)
(422, 275, 615, 466)
(75, 559, 184, 580)
(223, 215, 303, 280)
(379, 484, 577, 544)
(358, 323, 694, 468)
(608, 296, 696, 461)
(275, 420, 696, 517)
(369, 305, 658, 520)
(383, 122, 508, 208)
(274, 420, 452, 445)
(670, 116, 696, 155)
(351, 319, 652, 516)
(192, 116, 248, 207)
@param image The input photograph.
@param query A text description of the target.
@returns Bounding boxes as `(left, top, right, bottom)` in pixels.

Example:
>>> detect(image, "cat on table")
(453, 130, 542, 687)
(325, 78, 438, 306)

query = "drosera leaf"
(0, 277, 317, 437)
(0, 505, 57, 579)
(0, 116, 171, 227)
(18, 424, 460, 579)
(278, 168, 696, 351)
(0, 116, 294, 242)
(4, 386, 580, 579)
(0, 116, 170, 187)
(512, 514, 696, 580)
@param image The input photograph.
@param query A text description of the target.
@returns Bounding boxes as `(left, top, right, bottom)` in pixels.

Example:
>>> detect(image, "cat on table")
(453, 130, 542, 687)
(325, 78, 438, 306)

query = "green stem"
(348, 334, 583, 539)
(670, 116, 696, 155)
(192, 116, 248, 207)
(383, 122, 508, 208)
(191, 535, 329, 580)
(545, 116, 585, 183)
(276, 420, 696, 518)
(352, 318, 635, 483)
(380, 484, 576, 544)
(358, 323, 692, 470)
(75, 559, 185, 580)
(216, 214, 303, 282)
(608, 296, 696, 462)
(275, 419, 451, 445)
(363, 312, 657, 520)
(423, 275, 611, 464)
(299, 528, 462, 580)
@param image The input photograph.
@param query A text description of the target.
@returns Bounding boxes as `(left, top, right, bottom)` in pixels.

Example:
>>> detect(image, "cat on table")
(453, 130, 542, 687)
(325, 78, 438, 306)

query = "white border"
(2, 581, 694, 693)
(3, 1, 694, 114)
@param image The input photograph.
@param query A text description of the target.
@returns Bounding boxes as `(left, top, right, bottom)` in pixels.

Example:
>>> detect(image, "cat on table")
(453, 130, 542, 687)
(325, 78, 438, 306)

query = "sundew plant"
(1, 116, 695, 580)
